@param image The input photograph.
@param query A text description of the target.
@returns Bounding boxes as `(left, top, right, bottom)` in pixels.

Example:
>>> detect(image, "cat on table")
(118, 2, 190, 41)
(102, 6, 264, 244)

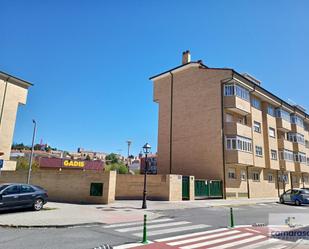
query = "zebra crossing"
(103, 217, 210, 238)
(114, 226, 294, 249)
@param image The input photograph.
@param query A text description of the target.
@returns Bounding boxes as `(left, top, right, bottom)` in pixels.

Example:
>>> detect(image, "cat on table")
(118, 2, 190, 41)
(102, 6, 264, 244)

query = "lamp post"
(142, 143, 151, 209)
(27, 120, 37, 184)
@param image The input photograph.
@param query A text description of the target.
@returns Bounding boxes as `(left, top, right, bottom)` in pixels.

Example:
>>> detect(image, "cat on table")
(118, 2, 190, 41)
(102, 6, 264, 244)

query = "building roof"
(0, 70, 33, 87)
(149, 60, 309, 119)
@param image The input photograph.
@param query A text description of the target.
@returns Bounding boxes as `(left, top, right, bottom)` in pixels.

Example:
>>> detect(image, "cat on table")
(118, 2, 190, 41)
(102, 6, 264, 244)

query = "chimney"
(182, 50, 191, 64)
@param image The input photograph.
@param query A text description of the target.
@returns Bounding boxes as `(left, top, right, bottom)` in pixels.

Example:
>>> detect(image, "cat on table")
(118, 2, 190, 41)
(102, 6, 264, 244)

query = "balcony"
(225, 150, 253, 165)
(300, 164, 309, 173)
(293, 142, 306, 153)
(279, 160, 295, 172)
(276, 118, 291, 132)
(291, 124, 305, 134)
(224, 96, 251, 115)
(278, 138, 294, 151)
(224, 122, 252, 138)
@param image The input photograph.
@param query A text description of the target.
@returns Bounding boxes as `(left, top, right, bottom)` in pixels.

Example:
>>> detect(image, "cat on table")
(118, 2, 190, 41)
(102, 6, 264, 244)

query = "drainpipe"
(246, 166, 250, 198)
(169, 72, 174, 174)
(276, 170, 280, 197)
(302, 173, 305, 188)
(290, 172, 293, 190)
(220, 81, 227, 199)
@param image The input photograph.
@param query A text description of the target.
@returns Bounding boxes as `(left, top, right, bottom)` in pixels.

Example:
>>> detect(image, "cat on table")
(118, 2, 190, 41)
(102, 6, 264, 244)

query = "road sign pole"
(142, 214, 148, 244)
(230, 207, 234, 228)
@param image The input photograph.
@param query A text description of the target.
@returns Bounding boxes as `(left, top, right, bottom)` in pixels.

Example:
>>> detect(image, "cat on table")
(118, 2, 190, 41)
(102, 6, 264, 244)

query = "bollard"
(230, 207, 234, 228)
(142, 214, 148, 244)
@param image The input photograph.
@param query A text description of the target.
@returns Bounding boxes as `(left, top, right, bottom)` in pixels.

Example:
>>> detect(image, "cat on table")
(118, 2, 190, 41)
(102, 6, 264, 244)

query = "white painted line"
(179, 233, 253, 249)
(168, 230, 240, 246)
(116, 221, 191, 232)
(155, 228, 229, 242)
(245, 228, 262, 233)
(237, 238, 279, 249)
(113, 241, 153, 249)
(271, 245, 288, 249)
(103, 218, 173, 228)
(258, 203, 268, 206)
(134, 224, 210, 237)
(207, 235, 265, 249)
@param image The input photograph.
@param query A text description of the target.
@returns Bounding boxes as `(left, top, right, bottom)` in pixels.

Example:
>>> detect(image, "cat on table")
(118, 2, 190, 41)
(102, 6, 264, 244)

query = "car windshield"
(300, 189, 309, 194)
(0, 184, 10, 192)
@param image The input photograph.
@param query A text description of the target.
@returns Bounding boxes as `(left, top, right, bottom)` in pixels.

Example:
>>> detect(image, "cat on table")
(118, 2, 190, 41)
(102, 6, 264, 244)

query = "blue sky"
(1, 1, 309, 155)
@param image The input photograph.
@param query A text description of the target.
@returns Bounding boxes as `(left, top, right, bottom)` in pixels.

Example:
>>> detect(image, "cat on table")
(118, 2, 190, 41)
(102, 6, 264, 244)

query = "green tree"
(105, 153, 119, 164)
(104, 162, 128, 174)
(15, 157, 39, 171)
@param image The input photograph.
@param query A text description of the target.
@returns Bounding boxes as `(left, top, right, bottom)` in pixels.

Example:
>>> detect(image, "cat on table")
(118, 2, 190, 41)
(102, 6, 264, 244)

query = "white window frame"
(226, 136, 252, 153)
(253, 121, 261, 133)
(268, 173, 274, 182)
(255, 146, 263, 157)
(240, 170, 246, 181)
(228, 168, 236, 180)
(271, 150, 278, 160)
(252, 172, 260, 181)
(269, 127, 276, 138)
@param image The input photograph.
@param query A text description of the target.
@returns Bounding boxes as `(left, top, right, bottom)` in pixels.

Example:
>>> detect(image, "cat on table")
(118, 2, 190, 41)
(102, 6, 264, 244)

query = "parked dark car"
(0, 183, 48, 211)
(279, 188, 309, 206)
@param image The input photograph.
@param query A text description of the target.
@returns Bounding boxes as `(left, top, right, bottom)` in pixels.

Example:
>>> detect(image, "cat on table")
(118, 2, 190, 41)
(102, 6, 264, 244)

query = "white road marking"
(134, 224, 210, 237)
(167, 230, 240, 246)
(103, 218, 173, 228)
(155, 228, 229, 242)
(245, 228, 262, 233)
(116, 221, 191, 232)
(179, 233, 253, 249)
(207, 235, 265, 249)
(113, 242, 153, 249)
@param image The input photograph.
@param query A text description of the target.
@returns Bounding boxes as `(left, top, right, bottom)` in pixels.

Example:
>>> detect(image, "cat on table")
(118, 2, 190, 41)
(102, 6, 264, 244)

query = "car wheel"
(295, 200, 301, 206)
(280, 197, 285, 204)
(33, 198, 44, 211)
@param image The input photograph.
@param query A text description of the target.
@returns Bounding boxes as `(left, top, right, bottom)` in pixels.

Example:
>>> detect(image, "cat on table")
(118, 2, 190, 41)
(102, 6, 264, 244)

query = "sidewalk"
(0, 198, 277, 227)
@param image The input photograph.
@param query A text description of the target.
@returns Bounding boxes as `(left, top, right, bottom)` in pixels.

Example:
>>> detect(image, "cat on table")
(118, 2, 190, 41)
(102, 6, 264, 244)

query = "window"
(228, 168, 236, 179)
(291, 114, 304, 128)
(240, 170, 246, 181)
(3, 185, 20, 195)
(280, 149, 294, 161)
(224, 84, 250, 101)
(292, 176, 298, 184)
(253, 121, 261, 133)
(224, 84, 234, 96)
(225, 113, 233, 122)
(271, 150, 278, 160)
(255, 146, 263, 157)
(294, 152, 306, 164)
(268, 173, 274, 182)
(252, 172, 260, 181)
(307, 158, 309, 166)
(279, 173, 289, 183)
(20, 185, 35, 193)
(275, 108, 291, 122)
(90, 183, 103, 196)
(226, 136, 252, 153)
(269, 128, 276, 138)
(303, 176, 309, 183)
(251, 97, 261, 110)
(267, 105, 275, 116)
(287, 133, 305, 145)
(306, 140, 309, 149)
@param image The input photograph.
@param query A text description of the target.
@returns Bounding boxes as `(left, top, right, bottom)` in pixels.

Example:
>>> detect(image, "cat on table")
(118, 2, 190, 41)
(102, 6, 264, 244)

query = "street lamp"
(27, 120, 37, 184)
(142, 143, 151, 209)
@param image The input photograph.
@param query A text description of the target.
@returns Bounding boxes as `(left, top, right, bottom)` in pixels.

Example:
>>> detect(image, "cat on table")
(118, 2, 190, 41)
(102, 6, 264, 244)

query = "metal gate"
(182, 176, 190, 200)
(195, 179, 222, 199)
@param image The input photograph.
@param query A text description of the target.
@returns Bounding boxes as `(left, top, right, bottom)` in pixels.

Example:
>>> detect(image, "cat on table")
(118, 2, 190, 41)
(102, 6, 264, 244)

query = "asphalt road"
(0, 202, 308, 249)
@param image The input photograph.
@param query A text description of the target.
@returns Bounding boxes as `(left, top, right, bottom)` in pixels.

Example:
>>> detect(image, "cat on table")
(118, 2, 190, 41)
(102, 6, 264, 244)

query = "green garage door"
(182, 176, 190, 200)
(209, 180, 223, 197)
(195, 180, 209, 198)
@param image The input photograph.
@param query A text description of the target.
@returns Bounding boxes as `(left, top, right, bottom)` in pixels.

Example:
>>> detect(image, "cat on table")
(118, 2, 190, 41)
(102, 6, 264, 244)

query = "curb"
(0, 222, 105, 229)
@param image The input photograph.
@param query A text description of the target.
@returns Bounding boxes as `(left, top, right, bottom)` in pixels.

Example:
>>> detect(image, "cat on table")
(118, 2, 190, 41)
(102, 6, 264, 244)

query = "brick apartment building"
(150, 51, 309, 198)
(0, 71, 32, 170)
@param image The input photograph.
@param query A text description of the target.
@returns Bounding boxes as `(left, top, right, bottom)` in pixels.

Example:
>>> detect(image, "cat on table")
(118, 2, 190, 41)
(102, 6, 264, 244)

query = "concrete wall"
(0, 170, 116, 204)
(115, 174, 182, 201)
(0, 78, 30, 170)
